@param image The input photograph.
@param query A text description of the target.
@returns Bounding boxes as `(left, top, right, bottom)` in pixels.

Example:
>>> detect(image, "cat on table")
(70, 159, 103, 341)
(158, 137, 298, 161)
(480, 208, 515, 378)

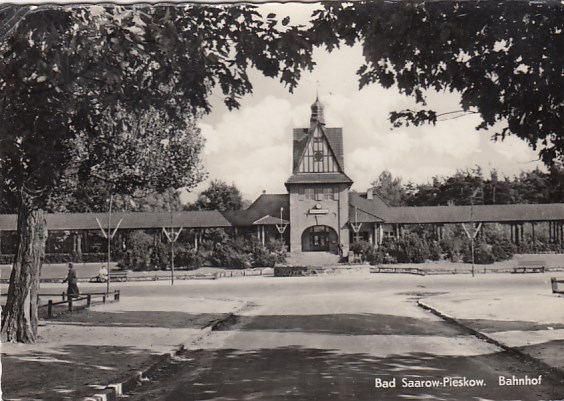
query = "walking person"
(62, 262, 80, 298)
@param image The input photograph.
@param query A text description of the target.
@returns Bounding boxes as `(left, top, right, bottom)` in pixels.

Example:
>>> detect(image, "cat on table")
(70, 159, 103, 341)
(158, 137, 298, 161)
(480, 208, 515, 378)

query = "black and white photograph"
(1, 1, 563, 400)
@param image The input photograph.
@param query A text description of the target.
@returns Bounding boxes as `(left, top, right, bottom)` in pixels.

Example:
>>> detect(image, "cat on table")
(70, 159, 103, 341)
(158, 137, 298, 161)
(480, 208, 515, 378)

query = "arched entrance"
(301, 225, 338, 252)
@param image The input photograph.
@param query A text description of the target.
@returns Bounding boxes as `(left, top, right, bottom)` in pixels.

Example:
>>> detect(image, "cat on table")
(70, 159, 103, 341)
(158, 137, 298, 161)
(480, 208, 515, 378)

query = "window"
(302, 186, 339, 202)
(305, 187, 314, 200)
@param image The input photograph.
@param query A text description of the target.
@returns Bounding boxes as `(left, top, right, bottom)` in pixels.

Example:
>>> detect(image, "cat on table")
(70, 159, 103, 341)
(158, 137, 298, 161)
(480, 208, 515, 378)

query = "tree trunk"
(1, 205, 48, 343)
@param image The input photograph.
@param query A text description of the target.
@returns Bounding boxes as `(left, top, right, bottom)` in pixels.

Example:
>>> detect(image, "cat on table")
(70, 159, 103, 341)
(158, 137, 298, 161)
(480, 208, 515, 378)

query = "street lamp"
(462, 188, 483, 277)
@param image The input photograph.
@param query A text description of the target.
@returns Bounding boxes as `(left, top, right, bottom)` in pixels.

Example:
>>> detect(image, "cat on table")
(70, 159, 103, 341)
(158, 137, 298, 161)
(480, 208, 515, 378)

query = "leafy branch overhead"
(0, 4, 316, 211)
(0, 4, 316, 343)
(310, 1, 563, 165)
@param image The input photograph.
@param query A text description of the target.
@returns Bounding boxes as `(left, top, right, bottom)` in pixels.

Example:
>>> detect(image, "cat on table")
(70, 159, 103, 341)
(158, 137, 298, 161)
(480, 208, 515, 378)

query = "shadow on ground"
(1, 311, 228, 400)
(215, 313, 466, 336)
(49, 310, 229, 329)
(127, 346, 564, 401)
(2, 344, 161, 401)
(456, 318, 564, 333)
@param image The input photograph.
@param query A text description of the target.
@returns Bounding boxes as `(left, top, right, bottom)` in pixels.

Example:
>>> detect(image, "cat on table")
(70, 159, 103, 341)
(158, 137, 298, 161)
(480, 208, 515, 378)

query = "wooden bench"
(108, 271, 128, 282)
(551, 277, 564, 294)
(370, 266, 425, 276)
(513, 260, 546, 274)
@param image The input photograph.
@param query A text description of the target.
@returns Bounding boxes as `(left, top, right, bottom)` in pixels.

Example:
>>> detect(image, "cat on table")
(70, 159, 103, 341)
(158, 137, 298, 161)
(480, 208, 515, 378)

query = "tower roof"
(310, 97, 325, 126)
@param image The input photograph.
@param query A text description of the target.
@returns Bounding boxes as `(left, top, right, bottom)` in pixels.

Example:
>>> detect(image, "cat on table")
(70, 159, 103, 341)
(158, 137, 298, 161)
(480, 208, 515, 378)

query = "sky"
(175, 3, 545, 204)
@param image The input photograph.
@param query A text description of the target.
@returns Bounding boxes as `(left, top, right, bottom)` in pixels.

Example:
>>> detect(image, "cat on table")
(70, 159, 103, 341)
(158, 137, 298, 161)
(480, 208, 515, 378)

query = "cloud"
(184, 44, 543, 204)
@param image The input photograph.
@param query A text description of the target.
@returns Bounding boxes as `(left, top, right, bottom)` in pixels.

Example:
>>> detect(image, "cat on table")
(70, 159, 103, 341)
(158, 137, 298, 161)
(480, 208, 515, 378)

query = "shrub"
(82, 253, 109, 263)
(44, 253, 73, 263)
(266, 239, 288, 265)
(367, 249, 385, 265)
(211, 239, 251, 269)
(491, 238, 516, 262)
(118, 231, 168, 270)
(394, 233, 430, 263)
(349, 241, 373, 261)
(0, 254, 15, 265)
(463, 241, 495, 264)
(174, 244, 203, 270)
(210, 237, 287, 269)
(428, 240, 443, 261)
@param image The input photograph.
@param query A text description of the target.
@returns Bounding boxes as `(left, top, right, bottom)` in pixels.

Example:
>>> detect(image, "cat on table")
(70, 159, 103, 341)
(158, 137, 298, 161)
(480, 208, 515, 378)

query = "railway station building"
(2, 98, 564, 263)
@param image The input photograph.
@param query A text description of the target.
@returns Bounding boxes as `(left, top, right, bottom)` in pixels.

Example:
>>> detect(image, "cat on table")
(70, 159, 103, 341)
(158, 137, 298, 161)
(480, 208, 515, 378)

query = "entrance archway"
(301, 225, 338, 252)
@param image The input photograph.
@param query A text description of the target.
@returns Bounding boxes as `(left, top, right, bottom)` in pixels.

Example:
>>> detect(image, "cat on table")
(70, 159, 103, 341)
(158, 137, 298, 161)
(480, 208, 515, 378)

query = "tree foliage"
(373, 166, 564, 207)
(188, 180, 246, 211)
(370, 170, 406, 206)
(310, 1, 563, 164)
(0, 4, 314, 343)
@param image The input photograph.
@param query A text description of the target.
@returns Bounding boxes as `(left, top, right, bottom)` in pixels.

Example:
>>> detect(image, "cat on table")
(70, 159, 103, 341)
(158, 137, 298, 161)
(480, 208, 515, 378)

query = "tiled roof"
(0, 211, 232, 231)
(348, 206, 385, 223)
(325, 128, 345, 172)
(349, 192, 390, 220)
(348, 192, 564, 224)
(285, 173, 354, 185)
(252, 215, 290, 225)
(292, 126, 345, 173)
(222, 194, 289, 226)
(385, 203, 564, 224)
(293, 128, 309, 172)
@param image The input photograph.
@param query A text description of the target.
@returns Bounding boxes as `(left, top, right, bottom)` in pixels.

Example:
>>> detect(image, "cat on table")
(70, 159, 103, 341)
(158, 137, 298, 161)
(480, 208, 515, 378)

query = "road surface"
(124, 273, 564, 401)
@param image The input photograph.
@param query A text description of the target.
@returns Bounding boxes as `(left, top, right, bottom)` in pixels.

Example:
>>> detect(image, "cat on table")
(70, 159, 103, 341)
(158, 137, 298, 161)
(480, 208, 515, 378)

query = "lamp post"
(462, 188, 483, 278)
(280, 207, 284, 242)
(107, 193, 112, 294)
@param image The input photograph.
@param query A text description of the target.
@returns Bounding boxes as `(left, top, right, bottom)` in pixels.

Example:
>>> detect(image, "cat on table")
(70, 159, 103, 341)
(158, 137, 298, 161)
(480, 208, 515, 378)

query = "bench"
(108, 271, 128, 282)
(370, 266, 425, 276)
(513, 260, 546, 274)
(551, 277, 564, 294)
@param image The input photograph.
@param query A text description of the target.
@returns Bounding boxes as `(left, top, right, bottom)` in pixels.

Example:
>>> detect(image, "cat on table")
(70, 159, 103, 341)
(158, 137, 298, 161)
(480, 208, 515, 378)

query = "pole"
(169, 190, 174, 286)
(280, 207, 284, 242)
(107, 193, 112, 294)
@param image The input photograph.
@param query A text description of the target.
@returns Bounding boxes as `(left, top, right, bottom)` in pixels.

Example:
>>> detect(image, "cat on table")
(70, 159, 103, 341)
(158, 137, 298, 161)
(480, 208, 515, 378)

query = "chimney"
(367, 188, 373, 200)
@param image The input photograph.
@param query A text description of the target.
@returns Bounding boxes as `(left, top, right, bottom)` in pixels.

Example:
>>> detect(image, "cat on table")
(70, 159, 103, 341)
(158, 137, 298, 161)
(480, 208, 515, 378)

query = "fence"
(40, 290, 120, 318)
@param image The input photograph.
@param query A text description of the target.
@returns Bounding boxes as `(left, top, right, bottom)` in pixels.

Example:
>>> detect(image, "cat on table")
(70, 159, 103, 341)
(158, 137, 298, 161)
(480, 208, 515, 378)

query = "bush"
(393, 234, 430, 263)
(82, 253, 109, 263)
(118, 231, 168, 271)
(174, 244, 203, 270)
(367, 249, 385, 265)
(0, 254, 15, 265)
(491, 238, 516, 262)
(463, 241, 495, 264)
(428, 240, 443, 261)
(210, 237, 287, 269)
(349, 241, 373, 261)
(44, 253, 73, 263)
(211, 239, 251, 269)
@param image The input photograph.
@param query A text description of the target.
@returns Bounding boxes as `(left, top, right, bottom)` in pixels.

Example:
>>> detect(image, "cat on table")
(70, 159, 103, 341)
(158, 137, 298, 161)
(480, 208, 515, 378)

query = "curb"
(417, 299, 564, 378)
(82, 310, 241, 400)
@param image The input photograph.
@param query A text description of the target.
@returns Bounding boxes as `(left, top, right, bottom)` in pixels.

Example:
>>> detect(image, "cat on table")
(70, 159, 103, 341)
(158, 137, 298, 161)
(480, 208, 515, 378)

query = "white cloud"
(184, 44, 543, 204)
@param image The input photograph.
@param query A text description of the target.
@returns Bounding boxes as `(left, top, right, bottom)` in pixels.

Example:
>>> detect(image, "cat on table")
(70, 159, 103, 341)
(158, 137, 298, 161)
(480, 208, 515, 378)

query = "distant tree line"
(371, 166, 564, 207)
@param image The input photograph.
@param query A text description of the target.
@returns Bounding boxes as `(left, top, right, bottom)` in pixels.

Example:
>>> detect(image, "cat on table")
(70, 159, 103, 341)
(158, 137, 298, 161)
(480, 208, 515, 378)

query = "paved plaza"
(1, 270, 563, 400)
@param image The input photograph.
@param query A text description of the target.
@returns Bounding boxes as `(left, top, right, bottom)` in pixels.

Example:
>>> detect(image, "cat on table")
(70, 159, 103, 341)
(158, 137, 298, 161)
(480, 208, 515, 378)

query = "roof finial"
(310, 90, 325, 126)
